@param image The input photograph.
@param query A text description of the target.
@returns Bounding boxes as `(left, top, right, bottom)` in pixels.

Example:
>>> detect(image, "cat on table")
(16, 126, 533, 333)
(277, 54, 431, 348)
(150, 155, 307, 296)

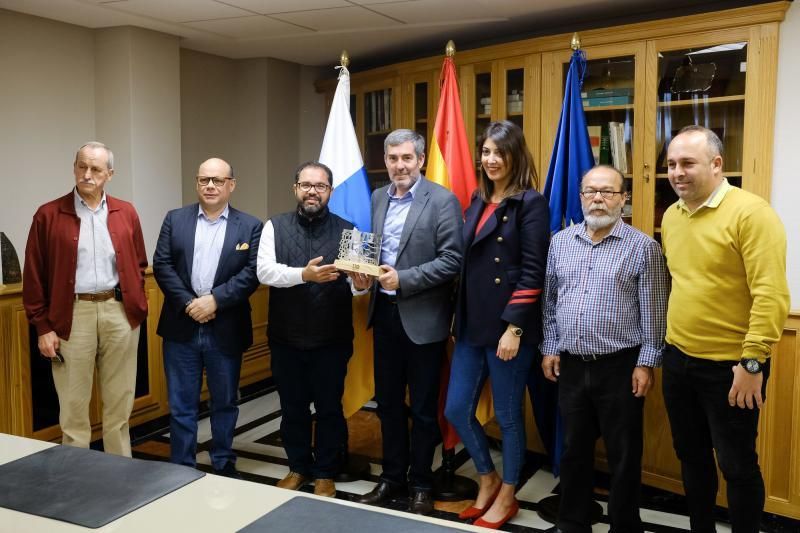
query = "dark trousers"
(662, 344, 769, 533)
(557, 348, 644, 533)
(270, 341, 352, 479)
(373, 294, 444, 491)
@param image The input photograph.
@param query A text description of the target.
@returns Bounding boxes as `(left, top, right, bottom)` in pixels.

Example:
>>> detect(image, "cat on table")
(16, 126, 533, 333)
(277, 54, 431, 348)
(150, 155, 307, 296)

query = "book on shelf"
(587, 125, 602, 165)
(369, 92, 377, 132)
(384, 89, 391, 131)
(581, 87, 634, 98)
(608, 121, 628, 174)
(599, 123, 611, 165)
(583, 95, 633, 107)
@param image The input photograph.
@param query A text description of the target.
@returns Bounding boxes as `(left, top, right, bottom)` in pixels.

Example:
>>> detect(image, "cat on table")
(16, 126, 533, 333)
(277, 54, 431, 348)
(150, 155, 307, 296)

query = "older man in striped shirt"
(541, 165, 669, 533)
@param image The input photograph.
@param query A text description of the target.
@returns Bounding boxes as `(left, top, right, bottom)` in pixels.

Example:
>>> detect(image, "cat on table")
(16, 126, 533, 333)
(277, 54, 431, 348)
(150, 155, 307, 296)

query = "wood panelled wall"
(0, 273, 270, 442)
(1, 288, 798, 518)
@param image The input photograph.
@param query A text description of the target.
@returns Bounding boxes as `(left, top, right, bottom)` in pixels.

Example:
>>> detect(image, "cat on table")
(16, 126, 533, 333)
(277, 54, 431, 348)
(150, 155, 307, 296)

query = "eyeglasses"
(197, 176, 234, 187)
(580, 189, 625, 200)
(295, 182, 331, 193)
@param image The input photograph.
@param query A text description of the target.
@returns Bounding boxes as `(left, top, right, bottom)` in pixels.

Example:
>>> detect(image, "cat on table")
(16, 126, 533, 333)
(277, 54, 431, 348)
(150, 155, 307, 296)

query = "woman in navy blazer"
(445, 121, 550, 529)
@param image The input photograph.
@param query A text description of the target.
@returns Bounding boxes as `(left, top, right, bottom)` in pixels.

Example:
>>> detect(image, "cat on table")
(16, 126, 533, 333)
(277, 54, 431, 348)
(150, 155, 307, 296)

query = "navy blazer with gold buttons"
(453, 189, 550, 347)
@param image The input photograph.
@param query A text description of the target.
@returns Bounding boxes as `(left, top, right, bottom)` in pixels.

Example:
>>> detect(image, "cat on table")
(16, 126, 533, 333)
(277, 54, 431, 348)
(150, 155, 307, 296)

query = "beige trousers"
(53, 299, 140, 457)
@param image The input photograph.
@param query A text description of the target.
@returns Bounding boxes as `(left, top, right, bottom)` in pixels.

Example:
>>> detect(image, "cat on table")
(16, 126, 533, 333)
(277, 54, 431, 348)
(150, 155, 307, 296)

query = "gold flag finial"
(445, 40, 456, 57)
(570, 32, 581, 51)
(340, 50, 350, 68)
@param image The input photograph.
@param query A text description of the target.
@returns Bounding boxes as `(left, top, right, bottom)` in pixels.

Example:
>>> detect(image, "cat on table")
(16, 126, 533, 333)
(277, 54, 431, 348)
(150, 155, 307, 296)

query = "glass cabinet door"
(363, 87, 394, 190)
(498, 56, 541, 178)
(401, 70, 437, 176)
(576, 54, 637, 226)
(651, 41, 748, 241)
(543, 43, 644, 228)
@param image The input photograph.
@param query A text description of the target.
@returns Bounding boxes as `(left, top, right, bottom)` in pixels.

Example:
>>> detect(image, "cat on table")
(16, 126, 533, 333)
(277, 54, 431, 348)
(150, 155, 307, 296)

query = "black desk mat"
(239, 496, 462, 533)
(0, 445, 204, 528)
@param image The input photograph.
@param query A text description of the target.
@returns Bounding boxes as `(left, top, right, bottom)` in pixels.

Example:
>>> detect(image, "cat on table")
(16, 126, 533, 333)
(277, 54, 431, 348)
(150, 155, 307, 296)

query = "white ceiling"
(0, 0, 760, 67)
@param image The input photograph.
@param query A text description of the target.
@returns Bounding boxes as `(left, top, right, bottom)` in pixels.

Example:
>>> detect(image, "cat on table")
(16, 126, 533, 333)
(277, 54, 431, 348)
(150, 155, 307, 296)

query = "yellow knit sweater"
(661, 182, 789, 362)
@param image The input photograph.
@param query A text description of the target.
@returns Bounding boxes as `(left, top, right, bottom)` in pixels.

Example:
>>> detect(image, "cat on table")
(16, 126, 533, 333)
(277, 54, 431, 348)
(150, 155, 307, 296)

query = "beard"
(583, 201, 622, 231)
(298, 195, 325, 218)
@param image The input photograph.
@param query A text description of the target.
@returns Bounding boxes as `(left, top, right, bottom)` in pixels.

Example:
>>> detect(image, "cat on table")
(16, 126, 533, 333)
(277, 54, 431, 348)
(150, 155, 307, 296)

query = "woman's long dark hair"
(476, 120, 538, 202)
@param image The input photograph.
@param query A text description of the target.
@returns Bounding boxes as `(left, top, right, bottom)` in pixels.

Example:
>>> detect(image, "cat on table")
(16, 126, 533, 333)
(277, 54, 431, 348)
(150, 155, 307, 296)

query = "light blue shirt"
(378, 177, 421, 295)
(191, 205, 229, 296)
(74, 189, 118, 294)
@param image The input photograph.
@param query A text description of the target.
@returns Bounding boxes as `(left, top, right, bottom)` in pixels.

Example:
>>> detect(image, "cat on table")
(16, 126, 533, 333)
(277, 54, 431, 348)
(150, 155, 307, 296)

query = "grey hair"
(76, 141, 114, 170)
(675, 125, 724, 159)
(384, 129, 425, 158)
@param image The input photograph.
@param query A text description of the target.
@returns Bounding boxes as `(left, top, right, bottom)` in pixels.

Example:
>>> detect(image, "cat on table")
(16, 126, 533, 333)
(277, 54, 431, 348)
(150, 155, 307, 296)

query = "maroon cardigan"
(23, 191, 148, 340)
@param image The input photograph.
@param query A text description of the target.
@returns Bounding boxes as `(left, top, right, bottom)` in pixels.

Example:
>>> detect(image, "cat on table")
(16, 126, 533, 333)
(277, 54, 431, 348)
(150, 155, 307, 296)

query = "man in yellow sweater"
(661, 125, 789, 533)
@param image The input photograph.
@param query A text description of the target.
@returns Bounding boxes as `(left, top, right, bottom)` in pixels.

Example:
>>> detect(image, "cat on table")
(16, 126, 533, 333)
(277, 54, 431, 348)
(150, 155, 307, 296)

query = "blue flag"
(539, 49, 595, 477)
(543, 49, 594, 234)
(320, 66, 371, 232)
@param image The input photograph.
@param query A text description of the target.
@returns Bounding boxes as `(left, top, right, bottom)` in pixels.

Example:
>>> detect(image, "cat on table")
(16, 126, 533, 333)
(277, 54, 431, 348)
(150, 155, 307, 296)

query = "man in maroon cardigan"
(23, 142, 148, 457)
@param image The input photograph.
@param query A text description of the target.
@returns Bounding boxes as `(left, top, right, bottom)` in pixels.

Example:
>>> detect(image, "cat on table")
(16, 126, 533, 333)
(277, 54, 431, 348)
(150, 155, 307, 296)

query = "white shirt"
(256, 220, 305, 287)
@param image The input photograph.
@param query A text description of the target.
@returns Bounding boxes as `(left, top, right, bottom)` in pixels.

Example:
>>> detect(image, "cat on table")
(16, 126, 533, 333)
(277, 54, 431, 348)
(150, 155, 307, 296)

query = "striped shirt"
(541, 219, 669, 367)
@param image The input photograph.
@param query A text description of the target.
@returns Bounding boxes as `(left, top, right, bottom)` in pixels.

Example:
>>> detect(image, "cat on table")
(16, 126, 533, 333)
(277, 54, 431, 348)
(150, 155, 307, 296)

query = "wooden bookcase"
(316, 1, 799, 519)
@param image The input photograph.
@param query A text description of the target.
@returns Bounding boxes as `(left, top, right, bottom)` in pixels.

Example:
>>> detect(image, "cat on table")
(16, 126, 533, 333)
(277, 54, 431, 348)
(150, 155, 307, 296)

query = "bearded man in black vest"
(256, 161, 354, 498)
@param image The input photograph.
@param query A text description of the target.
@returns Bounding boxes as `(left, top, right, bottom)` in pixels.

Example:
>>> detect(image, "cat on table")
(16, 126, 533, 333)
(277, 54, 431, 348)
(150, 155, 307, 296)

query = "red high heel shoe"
(472, 499, 520, 530)
(457, 484, 502, 520)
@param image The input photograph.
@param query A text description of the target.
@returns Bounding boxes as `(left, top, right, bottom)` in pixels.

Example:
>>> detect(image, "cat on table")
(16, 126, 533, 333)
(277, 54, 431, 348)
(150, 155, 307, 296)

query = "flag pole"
(326, 49, 373, 484)
(537, 32, 603, 526)
(432, 38, 479, 502)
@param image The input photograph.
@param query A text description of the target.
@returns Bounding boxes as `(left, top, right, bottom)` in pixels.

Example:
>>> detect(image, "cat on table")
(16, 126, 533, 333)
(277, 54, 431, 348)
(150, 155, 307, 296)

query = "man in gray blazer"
(352, 129, 463, 515)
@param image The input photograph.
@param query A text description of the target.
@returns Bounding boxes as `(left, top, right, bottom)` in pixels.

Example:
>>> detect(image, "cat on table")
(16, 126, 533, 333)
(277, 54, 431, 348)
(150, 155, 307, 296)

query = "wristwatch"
(740, 358, 762, 374)
(510, 327, 523, 337)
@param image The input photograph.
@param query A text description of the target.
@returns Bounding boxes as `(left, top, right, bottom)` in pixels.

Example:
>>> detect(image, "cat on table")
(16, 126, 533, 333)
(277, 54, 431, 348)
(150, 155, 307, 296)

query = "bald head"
(196, 157, 236, 218)
(198, 158, 233, 179)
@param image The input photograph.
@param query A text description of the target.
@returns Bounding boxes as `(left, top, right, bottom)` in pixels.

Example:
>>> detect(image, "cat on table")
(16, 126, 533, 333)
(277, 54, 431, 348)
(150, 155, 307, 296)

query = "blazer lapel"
(397, 178, 431, 258)
(184, 205, 199, 278)
(462, 197, 483, 249)
(214, 207, 240, 286)
(374, 190, 390, 239)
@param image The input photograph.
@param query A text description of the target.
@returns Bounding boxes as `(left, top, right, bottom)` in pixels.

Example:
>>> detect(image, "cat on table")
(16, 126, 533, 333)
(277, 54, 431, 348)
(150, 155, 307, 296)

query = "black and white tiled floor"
(131, 385, 799, 533)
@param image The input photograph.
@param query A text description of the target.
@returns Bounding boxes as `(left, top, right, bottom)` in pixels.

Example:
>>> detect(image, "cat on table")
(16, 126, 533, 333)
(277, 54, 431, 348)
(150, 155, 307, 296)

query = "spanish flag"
(427, 48, 493, 451)
(426, 54, 477, 212)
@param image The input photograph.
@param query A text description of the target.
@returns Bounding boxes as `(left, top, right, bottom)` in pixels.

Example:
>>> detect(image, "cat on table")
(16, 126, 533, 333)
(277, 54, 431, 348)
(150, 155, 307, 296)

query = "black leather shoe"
(213, 462, 242, 479)
(355, 480, 406, 505)
(408, 489, 434, 515)
(544, 527, 564, 533)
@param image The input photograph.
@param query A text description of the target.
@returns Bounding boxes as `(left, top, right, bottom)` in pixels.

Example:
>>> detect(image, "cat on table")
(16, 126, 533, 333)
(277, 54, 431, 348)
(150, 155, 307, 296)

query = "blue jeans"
(163, 325, 242, 471)
(444, 340, 534, 485)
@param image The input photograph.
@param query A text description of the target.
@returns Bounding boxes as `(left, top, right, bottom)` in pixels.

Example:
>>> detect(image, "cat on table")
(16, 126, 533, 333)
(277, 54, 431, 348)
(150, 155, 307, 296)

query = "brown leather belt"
(75, 289, 115, 302)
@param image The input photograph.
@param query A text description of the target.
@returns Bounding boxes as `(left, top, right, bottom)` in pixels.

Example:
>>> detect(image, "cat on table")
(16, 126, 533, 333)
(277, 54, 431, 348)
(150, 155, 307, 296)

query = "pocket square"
(235, 242, 250, 251)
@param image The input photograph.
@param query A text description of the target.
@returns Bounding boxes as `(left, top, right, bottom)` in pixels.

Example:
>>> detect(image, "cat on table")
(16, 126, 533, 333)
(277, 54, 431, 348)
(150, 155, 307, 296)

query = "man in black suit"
(153, 157, 262, 478)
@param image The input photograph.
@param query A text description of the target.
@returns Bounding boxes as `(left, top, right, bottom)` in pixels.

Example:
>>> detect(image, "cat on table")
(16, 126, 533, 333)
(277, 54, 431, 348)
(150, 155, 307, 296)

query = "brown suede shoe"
(276, 471, 308, 490)
(313, 478, 336, 497)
